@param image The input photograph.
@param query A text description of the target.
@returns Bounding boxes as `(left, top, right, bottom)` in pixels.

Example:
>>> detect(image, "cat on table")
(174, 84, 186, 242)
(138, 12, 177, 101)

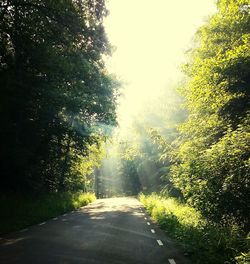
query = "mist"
(96, 0, 217, 196)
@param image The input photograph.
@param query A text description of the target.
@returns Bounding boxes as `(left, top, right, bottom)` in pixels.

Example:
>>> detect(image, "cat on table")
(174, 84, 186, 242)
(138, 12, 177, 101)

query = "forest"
(0, 0, 249, 263)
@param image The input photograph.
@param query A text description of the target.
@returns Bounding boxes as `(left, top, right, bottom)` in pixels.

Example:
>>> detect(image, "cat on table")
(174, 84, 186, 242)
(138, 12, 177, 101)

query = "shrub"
(0, 192, 96, 234)
(139, 193, 249, 264)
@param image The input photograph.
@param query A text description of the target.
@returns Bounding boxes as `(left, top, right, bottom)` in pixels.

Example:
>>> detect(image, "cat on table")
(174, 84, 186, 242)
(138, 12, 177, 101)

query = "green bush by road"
(139, 193, 249, 264)
(0, 192, 96, 235)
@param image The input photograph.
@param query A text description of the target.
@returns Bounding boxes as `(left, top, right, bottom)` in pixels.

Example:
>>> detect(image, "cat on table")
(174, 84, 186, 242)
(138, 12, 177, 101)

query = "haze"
(104, 0, 217, 134)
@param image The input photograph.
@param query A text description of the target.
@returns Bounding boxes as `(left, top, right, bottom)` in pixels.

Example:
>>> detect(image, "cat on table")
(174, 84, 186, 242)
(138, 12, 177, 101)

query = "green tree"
(171, 0, 250, 226)
(0, 0, 118, 193)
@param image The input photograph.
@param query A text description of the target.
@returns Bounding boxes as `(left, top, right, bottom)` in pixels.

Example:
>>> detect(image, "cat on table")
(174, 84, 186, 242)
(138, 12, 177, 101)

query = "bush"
(139, 193, 249, 264)
(0, 192, 96, 234)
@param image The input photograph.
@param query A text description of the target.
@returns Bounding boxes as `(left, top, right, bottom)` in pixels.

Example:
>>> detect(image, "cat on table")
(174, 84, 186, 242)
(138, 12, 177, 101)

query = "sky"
(104, 0, 217, 134)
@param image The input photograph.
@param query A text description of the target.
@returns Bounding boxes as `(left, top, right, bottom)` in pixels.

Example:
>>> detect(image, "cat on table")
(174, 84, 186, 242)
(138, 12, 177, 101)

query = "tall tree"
(171, 0, 250, 226)
(0, 0, 118, 192)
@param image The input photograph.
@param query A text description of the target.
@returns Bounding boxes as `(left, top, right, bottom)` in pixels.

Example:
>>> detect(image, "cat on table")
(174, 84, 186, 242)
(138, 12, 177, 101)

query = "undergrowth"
(139, 193, 249, 264)
(0, 192, 96, 234)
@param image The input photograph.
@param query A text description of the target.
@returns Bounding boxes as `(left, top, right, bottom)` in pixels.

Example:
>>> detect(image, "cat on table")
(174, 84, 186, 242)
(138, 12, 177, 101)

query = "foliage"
(0, 192, 96, 234)
(118, 159, 141, 195)
(170, 0, 250, 226)
(64, 136, 106, 192)
(140, 193, 249, 264)
(0, 0, 118, 193)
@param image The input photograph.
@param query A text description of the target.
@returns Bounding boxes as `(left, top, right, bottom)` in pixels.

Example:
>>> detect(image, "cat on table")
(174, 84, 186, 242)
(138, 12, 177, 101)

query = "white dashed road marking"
(63, 214, 67, 216)
(53, 217, 58, 220)
(157, 240, 163, 246)
(151, 229, 155, 233)
(39, 222, 46, 226)
(168, 259, 176, 264)
(144, 217, 147, 220)
(147, 222, 151, 225)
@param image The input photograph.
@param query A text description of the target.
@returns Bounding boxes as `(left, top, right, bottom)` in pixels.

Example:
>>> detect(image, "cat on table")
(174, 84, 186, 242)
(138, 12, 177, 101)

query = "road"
(0, 197, 190, 264)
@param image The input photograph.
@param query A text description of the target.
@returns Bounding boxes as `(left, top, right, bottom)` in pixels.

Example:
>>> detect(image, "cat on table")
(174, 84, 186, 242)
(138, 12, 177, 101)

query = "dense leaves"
(171, 0, 250, 226)
(0, 0, 118, 193)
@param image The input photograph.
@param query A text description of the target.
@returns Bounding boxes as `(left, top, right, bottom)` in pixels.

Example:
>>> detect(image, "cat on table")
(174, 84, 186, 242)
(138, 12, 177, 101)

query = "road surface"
(0, 197, 190, 264)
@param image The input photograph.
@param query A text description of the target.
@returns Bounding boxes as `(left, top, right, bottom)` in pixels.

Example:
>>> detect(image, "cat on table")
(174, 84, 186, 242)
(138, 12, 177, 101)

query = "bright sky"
(104, 0, 217, 133)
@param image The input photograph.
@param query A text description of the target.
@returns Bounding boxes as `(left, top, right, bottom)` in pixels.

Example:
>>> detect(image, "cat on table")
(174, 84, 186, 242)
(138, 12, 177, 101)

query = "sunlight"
(104, 0, 217, 131)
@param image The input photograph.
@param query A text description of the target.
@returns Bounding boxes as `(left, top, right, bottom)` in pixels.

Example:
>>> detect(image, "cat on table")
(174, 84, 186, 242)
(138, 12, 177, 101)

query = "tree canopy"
(171, 0, 250, 226)
(0, 0, 118, 193)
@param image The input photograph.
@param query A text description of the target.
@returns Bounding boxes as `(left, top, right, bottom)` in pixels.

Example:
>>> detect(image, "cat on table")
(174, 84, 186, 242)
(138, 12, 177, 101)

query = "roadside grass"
(0, 192, 96, 235)
(139, 193, 249, 264)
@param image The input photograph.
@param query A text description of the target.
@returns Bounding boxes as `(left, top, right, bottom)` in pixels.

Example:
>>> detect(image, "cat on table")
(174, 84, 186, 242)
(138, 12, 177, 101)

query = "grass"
(139, 193, 249, 264)
(0, 192, 96, 235)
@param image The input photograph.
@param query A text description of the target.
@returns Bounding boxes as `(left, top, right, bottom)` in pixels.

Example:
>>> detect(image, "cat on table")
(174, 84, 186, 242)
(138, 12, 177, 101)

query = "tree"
(0, 0, 118, 192)
(171, 0, 250, 226)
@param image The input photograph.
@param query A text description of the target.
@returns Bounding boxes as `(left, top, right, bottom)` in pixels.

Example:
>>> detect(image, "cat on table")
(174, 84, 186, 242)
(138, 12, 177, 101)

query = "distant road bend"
(0, 197, 190, 264)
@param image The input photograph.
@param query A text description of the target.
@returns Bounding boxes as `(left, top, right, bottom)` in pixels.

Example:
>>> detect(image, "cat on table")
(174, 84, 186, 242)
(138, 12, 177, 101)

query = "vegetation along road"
(0, 197, 190, 264)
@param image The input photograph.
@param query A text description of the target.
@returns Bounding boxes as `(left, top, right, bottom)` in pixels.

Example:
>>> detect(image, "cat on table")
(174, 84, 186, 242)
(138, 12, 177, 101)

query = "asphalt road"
(0, 197, 190, 264)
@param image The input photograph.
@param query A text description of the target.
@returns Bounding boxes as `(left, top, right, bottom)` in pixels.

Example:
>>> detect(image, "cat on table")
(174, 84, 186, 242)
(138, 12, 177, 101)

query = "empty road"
(0, 197, 190, 264)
